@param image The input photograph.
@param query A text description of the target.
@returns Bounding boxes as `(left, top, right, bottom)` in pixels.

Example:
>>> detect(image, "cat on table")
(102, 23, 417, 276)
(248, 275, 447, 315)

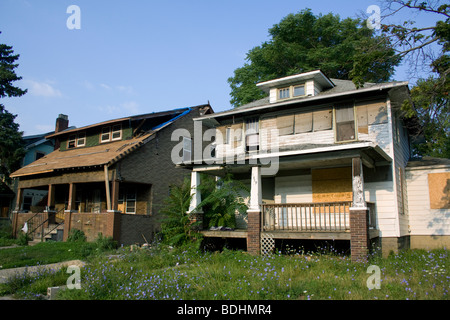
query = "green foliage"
(403, 75, 450, 158)
(159, 177, 197, 246)
(66, 229, 87, 242)
(198, 173, 249, 229)
(0, 31, 27, 183)
(228, 9, 399, 107)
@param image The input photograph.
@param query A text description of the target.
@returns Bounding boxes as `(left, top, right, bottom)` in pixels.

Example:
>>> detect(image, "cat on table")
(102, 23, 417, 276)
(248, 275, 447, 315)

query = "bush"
(67, 229, 87, 242)
(94, 233, 118, 251)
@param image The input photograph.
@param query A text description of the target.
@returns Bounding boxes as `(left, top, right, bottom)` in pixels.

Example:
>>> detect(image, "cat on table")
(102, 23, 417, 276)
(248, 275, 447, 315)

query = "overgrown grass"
(54, 244, 449, 300)
(1, 240, 448, 300)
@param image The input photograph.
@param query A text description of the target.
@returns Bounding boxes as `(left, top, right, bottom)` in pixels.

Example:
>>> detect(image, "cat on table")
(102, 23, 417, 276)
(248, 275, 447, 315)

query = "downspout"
(104, 164, 111, 211)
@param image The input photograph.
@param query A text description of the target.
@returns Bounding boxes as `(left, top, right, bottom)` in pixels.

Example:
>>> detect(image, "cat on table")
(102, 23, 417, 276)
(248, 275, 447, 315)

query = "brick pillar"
(247, 166, 262, 255)
(350, 208, 369, 262)
(106, 210, 121, 241)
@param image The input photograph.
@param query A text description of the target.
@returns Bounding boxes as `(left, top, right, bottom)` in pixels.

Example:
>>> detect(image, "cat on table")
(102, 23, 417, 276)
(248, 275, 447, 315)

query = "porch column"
(46, 184, 57, 224)
(66, 183, 77, 213)
(14, 187, 23, 212)
(188, 171, 203, 230)
(110, 180, 120, 212)
(247, 166, 262, 255)
(350, 157, 369, 262)
(47, 184, 56, 211)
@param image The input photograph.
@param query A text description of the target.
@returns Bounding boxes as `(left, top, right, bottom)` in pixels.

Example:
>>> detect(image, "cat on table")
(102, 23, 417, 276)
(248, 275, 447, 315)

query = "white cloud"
(25, 80, 62, 97)
(116, 85, 135, 94)
(100, 83, 112, 90)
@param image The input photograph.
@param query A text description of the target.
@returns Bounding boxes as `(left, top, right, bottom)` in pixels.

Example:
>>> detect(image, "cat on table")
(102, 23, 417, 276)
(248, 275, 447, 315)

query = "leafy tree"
(228, 9, 400, 107)
(0, 31, 27, 182)
(377, 1, 449, 158)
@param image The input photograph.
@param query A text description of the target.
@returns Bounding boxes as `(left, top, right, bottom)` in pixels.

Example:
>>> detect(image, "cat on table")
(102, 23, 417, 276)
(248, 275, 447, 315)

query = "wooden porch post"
(188, 171, 203, 230)
(247, 166, 262, 255)
(47, 184, 56, 211)
(14, 187, 23, 212)
(111, 180, 120, 212)
(350, 157, 369, 262)
(66, 183, 77, 212)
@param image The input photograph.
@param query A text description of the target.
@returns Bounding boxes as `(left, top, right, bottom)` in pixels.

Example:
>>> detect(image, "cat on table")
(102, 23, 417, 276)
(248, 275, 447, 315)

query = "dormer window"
(67, 132, 86, 149)
(278, 84, 306, 100)
(101, 125, 122, 143)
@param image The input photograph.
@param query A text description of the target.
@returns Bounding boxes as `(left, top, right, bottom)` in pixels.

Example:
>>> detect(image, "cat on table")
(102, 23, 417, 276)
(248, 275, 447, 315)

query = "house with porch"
(10, 104, 212, 244)
(181, 70, 423, 261)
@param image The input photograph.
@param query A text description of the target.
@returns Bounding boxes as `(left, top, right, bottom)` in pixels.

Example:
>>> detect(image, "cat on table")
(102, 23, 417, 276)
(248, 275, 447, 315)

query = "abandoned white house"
(180, 70, 450, 261)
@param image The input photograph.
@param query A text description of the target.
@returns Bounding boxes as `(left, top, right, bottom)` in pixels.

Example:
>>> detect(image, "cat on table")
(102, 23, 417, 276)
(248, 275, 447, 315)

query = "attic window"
(101, 125, 122, 143)
(278, 84, 306, 100)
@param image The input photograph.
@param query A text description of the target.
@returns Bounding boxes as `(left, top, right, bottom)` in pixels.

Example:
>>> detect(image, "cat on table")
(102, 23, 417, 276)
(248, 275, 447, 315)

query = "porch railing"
(262, 201, 377, 232)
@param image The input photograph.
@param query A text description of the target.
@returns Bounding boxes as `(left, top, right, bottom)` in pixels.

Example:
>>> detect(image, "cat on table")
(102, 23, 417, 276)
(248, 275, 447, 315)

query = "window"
(183, 136, 192, 162)
(112, 125, 122, 141)
(118, 188, 137, 214)
(245, 117, 259, 151)
(225, 127, 232, 145)
(278, 88, 290, 100)
(335, 102, 356, 142)
(77, 132, 86, 147)
(101, 127, 111, 143)
(35, 151, 45, 161)
(101, 125, 122, 143)
(68, 135, 77, 149)
(293, 85, 305, 97)
(278, 85, 306, 100)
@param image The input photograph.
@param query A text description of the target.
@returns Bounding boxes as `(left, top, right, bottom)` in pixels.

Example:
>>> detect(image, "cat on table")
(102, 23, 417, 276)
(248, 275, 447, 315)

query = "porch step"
(32, 224, 64, 243)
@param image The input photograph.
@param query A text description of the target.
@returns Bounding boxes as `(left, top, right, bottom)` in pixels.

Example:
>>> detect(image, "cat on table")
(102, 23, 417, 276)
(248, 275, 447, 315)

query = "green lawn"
(2, 241, 447, 300)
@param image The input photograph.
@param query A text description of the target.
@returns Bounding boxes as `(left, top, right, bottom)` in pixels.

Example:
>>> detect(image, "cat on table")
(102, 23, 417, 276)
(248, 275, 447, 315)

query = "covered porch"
(188, 144, 389, 261)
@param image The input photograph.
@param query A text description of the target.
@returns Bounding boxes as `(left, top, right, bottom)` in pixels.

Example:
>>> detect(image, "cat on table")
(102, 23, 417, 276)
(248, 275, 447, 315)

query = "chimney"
(55, 114, 69, 133)
(54, 114, 69, 150)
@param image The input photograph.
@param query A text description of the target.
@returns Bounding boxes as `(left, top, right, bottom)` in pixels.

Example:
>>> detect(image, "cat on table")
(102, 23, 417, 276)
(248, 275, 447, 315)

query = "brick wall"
(118, 107, 205, 235)
(63, 212, 109, 242)
(118, 213, 156, 246)
(350, 208, 369, 262)
(247, 210, 261, 255)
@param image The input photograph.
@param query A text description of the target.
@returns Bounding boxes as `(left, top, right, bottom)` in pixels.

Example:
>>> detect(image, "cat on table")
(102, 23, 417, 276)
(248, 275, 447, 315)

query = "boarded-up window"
(294, 112, 312, 133)
(313, 109, 332, 131)
(356, 100, 388, 130)
(428, 172, 450, 209)
(335, 102, 356, 142)
(312, 167, 352, 203)
(277, 114, 294, 135)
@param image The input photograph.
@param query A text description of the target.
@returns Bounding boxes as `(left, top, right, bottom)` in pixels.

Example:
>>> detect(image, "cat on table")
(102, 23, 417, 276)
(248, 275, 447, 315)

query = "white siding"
(365, 181, 397, 237)
(274, 175, 312, 204)
(406, 167, 450, 236)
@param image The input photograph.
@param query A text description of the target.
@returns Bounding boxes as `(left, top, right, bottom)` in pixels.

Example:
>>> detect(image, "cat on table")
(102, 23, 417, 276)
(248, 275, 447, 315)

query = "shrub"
(67, 229, 87, 242)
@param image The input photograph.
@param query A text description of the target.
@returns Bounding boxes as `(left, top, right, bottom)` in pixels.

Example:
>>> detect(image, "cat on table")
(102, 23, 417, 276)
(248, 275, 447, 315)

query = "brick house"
(181, 70, 449, 261)
(10, 104, 212, 245)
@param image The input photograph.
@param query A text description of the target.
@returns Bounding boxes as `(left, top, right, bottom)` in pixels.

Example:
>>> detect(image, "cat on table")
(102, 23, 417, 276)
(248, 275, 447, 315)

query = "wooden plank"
(313, 109, 333, 131)
(294, 112, 312, 133)
(277, 114, 294, 135)
(428, 172, 450, 209)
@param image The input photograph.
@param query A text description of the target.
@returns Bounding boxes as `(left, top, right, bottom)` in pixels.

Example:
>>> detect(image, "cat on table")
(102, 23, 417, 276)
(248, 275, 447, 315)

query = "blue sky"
(0, 0, 443, 135)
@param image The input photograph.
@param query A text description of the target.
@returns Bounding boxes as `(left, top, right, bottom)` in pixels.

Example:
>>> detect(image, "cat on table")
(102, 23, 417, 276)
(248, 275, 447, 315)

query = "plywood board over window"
(294, 112, 312, 133)
(428, 172, 450, 209)
(356, 99, 388, 134)
(312, 167, 352, 203)
(277, 114, 294, 135)
(313, 109, 332, 131)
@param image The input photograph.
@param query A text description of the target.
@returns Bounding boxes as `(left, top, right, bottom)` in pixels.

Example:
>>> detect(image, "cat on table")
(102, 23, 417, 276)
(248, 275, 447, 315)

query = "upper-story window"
(67, 132, 86, 149)
(101, 125, 122, 143)
(335, 102, 356, 142)
(278, 84, 306, 100)
(245, 117, 259, 151)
